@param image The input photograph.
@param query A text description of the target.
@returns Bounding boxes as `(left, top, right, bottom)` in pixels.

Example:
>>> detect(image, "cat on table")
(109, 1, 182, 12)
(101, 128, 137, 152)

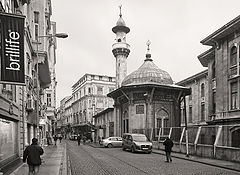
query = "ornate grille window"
(136, 105, 144, 114)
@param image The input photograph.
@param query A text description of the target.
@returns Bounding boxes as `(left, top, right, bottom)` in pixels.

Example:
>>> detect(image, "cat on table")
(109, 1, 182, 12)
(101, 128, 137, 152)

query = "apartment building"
(70, 74, 115, 138)
(0, 0, 57, 171)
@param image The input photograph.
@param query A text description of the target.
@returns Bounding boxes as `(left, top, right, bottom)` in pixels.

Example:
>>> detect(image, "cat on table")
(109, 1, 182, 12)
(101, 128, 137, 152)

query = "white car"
(102, 137, 122, 148)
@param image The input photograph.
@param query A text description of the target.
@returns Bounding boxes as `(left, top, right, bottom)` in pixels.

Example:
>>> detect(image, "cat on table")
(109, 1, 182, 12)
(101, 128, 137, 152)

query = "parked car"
(69, 134, 78, 141)
(102, 137, 123, 148)
(122, 133, 152, 153)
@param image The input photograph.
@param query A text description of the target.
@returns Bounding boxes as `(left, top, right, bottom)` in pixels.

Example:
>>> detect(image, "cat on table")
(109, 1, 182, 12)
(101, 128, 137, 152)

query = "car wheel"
(122, 146, 126, 151)
(148, 150, 152, 154)
(131, 146, 135, 153)
(107, 144, 113, 148)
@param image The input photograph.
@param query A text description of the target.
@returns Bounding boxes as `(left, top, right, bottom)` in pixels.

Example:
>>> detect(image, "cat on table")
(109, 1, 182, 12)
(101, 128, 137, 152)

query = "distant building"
(177, 70, 208, 126)
(70, 74, 115, 139)
(93, 107, 114, 139)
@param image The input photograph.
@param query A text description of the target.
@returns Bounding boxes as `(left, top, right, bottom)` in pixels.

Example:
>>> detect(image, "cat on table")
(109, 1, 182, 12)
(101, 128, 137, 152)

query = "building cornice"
(198, 48, 215, 67)
(176, 69, 208, 86)
(201, 15, 240, 46)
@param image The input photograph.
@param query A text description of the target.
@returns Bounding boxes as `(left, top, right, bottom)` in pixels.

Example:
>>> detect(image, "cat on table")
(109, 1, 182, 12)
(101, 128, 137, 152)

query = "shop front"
(0, 96, 20, 172)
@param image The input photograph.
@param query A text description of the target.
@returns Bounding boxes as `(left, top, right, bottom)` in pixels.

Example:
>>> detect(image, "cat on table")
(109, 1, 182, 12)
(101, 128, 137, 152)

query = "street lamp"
(36, 32, 68, 144)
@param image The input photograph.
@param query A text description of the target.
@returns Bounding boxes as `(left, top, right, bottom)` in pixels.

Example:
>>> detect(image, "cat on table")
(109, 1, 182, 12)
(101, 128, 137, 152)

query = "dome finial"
(147, 40, 151, 53)
(145, 40, 152, 60)
(119, 4, 122, 17)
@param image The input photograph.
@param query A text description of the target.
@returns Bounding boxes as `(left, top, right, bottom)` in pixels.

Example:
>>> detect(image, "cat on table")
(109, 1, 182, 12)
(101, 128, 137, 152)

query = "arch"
(231, 128, 240, 148)
(155, 108, 169, 128)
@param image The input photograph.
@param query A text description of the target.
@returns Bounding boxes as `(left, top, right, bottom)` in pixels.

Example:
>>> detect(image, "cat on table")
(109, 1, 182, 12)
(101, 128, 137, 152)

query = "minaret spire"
(112, 6, 130, 88)
(119, 4, 122, 17)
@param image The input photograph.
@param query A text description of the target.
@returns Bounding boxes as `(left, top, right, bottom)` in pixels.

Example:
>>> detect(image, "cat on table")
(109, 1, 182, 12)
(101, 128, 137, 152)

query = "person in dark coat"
(59, 135, 63, 143)
(53, 135, 58, 145)
(77, 134, 81, 146)
(163, 137, 174, 162)
(23, 138, 44, 175)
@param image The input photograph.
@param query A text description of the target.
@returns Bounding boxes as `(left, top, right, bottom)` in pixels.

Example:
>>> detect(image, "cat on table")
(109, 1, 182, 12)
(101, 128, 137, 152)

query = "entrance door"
(155, 109, 169, 136)
(232, 129, 240, 147)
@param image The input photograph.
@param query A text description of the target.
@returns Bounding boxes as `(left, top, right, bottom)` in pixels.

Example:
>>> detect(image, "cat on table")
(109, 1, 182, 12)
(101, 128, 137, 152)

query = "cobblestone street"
(67, 141, 240, 175)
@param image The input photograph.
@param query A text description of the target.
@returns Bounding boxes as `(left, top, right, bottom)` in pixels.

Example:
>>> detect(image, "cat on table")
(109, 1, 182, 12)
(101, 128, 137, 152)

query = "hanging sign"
(0, 12, 25, 85)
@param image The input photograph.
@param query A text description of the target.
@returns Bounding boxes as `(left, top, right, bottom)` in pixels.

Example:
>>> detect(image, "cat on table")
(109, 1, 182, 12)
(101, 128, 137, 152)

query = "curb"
(9, 163, 24, 175)
(58, 143, 67, 175)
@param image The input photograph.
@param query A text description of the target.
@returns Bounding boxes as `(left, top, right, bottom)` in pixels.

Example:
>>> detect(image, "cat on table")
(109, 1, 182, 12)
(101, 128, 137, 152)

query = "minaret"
(112, 5, 130, 88)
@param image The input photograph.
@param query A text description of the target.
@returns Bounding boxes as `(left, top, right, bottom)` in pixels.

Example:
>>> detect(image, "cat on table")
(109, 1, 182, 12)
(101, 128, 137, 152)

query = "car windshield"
(132, 135, 148, 142)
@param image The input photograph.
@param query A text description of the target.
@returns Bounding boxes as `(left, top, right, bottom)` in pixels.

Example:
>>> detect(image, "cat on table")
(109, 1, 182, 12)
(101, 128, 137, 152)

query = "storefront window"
(0, 118, 17, 162)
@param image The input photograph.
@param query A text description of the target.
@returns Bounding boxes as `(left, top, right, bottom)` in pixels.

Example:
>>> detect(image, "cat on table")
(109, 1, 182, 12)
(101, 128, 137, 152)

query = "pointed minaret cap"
(112, 5, 130, 34)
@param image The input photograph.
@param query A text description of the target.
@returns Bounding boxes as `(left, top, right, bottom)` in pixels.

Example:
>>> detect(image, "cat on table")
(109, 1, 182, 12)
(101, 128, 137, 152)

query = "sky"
(51, 0, 240, 107)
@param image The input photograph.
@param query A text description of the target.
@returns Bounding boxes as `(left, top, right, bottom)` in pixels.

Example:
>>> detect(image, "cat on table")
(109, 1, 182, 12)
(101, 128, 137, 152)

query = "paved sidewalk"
(10, 141, 67, 175)
(89, 142, 240, 173)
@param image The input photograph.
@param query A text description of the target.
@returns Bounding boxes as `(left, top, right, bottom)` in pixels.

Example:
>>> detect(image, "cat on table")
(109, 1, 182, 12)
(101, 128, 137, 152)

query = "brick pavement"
(9, 140, 240, 174)
(90, 142, 240, 173)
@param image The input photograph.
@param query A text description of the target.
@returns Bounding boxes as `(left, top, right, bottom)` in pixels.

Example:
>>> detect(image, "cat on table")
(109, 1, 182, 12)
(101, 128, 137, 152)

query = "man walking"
(23, 138, 44, 175)
(163, 137, 174, 162)
(77, 134, 81, 146)
(53, 135, 58, 145)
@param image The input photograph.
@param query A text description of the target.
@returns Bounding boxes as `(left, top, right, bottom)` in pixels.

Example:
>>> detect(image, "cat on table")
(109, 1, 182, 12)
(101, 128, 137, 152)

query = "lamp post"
(36, 33, 68, 143)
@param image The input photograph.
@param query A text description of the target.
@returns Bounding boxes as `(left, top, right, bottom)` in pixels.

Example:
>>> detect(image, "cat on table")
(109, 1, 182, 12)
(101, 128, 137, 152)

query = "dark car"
(122, 133, 152, 153)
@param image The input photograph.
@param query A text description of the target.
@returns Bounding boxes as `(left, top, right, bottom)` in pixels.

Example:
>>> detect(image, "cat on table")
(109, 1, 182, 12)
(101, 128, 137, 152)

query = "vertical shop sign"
(0, 12, 25, 85)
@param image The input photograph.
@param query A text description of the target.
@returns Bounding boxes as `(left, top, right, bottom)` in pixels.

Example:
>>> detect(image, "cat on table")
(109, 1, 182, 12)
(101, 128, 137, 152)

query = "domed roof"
(122, 42, 173, 86)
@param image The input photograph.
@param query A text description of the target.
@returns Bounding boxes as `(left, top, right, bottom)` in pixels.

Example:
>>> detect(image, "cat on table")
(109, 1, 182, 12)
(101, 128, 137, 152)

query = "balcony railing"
(112, 42, 130, 50)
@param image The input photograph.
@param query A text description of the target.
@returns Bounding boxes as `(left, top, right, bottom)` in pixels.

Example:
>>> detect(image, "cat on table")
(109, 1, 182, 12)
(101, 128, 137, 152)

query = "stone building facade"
(69, 74, 115, 139)
(177, 70, 208, 126)
(197, 15, 240, 148)
(0, 0, 57, 172)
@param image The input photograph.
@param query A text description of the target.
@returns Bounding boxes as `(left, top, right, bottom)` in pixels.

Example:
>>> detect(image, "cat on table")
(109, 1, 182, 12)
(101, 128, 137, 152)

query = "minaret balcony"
(112, 42, 130, 50)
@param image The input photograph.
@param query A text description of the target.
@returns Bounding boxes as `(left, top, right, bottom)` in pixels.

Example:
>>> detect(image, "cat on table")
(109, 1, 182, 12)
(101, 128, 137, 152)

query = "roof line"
(201, 15, 240, 44)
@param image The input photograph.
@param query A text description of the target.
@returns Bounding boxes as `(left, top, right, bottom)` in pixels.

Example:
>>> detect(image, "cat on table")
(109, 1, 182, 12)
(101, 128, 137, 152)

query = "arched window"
(230, 46, 237, 66)
(231, 128, 240, 148)
(201, 83, 205, 98)
(155, 109, 169, 135)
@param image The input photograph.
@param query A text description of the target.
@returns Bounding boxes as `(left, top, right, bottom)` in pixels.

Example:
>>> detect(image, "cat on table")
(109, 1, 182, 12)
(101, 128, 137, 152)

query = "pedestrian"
(23, 138, 44, 175)
(59, 135, 62, 143)
(53, 135, 58, 145)
(98, 136, 101, 145)
(163, 137, 174, 162)
(82, 135, 86, 145)
(77, 134, 81, 146)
